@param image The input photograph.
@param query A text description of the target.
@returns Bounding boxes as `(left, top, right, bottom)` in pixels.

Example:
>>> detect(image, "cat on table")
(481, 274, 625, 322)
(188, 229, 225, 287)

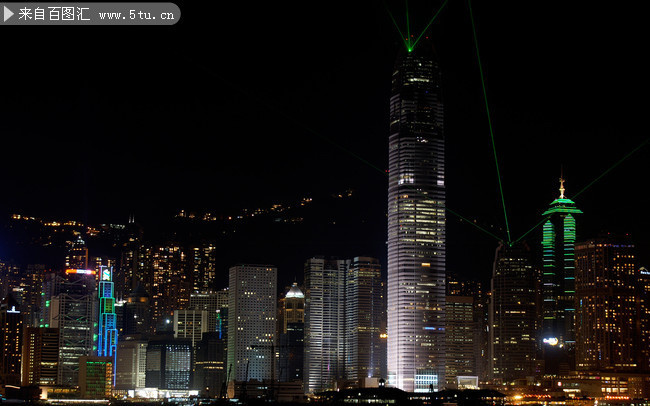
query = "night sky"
(1, 1, 648, 287)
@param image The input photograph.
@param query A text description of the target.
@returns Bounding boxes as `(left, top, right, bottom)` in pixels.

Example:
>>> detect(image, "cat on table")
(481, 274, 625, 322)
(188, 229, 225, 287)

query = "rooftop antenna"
(560, 165, 566, 199)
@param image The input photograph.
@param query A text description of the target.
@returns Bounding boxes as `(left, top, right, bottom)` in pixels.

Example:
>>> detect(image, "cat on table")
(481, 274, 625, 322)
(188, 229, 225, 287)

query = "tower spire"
(559, 177, 566, 199)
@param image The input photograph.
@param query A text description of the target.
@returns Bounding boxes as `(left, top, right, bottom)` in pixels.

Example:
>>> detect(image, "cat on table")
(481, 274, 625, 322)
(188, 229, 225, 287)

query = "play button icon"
(3, 6, 14, 22)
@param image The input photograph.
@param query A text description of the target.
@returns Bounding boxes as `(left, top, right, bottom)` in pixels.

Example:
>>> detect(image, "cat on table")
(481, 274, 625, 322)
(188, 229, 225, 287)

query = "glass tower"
(540, 178, 581, 372)
(387, 43, 446, 392)
(98, 266, 118, 384)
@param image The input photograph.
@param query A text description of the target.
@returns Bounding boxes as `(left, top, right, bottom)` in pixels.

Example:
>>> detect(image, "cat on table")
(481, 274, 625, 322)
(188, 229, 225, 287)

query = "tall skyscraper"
(540, 178, 582, 373)
(49, 269, 97, 386)
(489, 243, 538, 384)
(278, 283, 304, 383)
(22, 327, 59, 386)
(304, 256, 384, 393)
(97, 266, 118, 379)
(387, 42, 446, 392)
(345, 257, 384, 383)
(227, 265, 277, 382)
(0, 295, 23, 388)
(575, 234, 645, 372)
(304, 257, 347, 393)
(445, 295, 475, 388)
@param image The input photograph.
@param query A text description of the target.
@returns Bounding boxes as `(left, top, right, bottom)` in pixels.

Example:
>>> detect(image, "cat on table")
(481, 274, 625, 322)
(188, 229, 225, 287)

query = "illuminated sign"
(65, 269, 96, 275)
(543, 337, 559, 346)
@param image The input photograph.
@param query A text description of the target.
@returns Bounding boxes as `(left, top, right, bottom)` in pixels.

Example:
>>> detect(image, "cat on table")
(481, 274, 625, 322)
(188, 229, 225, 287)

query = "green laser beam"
(410, 0, 449, 51)
(445, 207, 505, 243)
(513, 215, 551, 245)
(468, 0, 511, 244)
(185, 54, 504, 244)
(406, 0, 411, 50)
(385, 3, 410, 51)
(573, 137, 650, 200)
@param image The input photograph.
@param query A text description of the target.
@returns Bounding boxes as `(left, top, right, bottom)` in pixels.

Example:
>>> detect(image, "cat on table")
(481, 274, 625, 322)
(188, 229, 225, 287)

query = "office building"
(489, 243, 538, 384)
(345, 257, 384, 383)
(188, 289, 229, 333)
(115, 336, 148, 390)
(0, 295, 23, 387)
(540, 178, 582, 373)
(65, 236, 89, 270)
(79, 356, 113, 399)
(49, 269, 97, 387)
(22, 327, 59, 386)
(194, 332, 227, 397)
(445, 295, 475, 388)
(145, 337, 192, 390)
(304, 257, 385, 392)
(278, 283, 305, 383)
(123, 283, 152, 335)
(304, 257, 348, 392)
(387, 41, 446, 392)
(97, 266, 118, 375)
(575, 234, 646, 372)
(227, 265, 277, 382)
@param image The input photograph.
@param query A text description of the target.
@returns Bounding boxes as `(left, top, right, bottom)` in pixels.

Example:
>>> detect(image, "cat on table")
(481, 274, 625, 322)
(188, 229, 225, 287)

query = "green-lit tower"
(541, 178, 582, 373)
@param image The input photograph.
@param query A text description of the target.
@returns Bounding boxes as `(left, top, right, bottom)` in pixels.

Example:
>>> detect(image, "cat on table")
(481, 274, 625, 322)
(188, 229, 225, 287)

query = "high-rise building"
(65, 236, 89, 270)
(97, 266, 118, 381)
(0, 295, 23, 388)
(123, 283, 152, 335)
(540, 178, 582, 373)
(445, 295, 475, 388)
(79, 356, 113, 399)
(278, 283, 305, 383)
(173, 309, 209, 370)
(145, 245, 192, 329)
(575, 234, 644, 372)
(22, 327, 59, 386)
(304, 257, 385, 392)
(189, 289, 228, 333)
(489, 243, 538, 384)
(191, 244, 218, 293)
(446, 275, 488, 383)
(227, 265, 277, 382)
(304, 257, 348, 392)
(387, 42, 446, 392)
(49, 269, 97, 386)
(115, 335, 148, 390)
(145, 336, 192, 390)
(194, 331, 227, 397)
(345, 257, 384, 383)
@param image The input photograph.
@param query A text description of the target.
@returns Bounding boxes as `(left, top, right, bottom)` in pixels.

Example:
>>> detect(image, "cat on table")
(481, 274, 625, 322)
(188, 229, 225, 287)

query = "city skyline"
(1, 2, 648, 285)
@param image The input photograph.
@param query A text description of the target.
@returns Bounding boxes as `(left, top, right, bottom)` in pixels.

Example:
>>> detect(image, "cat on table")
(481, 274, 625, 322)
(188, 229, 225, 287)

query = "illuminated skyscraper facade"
(575, 235, 644, 372)
(0, 295, 23, 387)
(489, 243, 538, 384)
(304, 257, 347, 392)
(279, 283, 304, 383)
(345, 257, 384, 383)
(49, 269, 97, 386)
(540, 179, 582, 372)
(387, 44, 446, 392)
(97, 266, 118, 378)
(227, 265, 277, 382)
